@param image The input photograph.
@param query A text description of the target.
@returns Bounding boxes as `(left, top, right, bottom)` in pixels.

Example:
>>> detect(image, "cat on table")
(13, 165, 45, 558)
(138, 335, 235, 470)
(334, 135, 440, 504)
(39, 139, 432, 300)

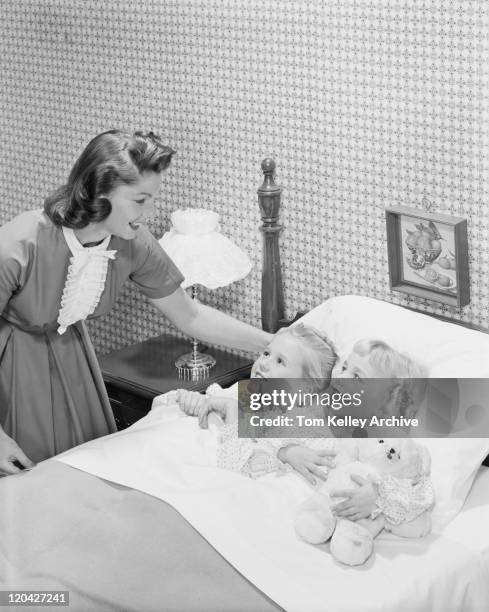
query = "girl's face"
(251, 334, 305, 379)
(337, 351, 383, 379)
(99, 171, 162, 239)
(335, 350, 400, 417)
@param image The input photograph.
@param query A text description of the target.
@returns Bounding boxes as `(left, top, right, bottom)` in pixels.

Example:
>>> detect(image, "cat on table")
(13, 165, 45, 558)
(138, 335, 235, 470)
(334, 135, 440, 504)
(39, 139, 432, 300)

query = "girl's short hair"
(353, 339, 427, 419)
(277, 323, 338, 391)
(353, 339, 425, 379)
(44, 130, 175, 228)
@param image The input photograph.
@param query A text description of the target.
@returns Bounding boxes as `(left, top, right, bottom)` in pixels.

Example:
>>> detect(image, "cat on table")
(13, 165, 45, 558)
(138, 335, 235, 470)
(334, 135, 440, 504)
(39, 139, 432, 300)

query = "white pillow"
(298, 294, 489, 530)
(300, 294, 489, 378)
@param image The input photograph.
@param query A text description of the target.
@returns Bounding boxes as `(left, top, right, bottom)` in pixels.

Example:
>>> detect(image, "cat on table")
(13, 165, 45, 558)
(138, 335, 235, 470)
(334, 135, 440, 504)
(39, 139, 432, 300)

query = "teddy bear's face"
(358, 438, 427, 480)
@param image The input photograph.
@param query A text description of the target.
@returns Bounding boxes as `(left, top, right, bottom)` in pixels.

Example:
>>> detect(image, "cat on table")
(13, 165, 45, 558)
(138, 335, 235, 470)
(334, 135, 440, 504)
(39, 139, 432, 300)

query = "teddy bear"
(294, 438, 433, 566)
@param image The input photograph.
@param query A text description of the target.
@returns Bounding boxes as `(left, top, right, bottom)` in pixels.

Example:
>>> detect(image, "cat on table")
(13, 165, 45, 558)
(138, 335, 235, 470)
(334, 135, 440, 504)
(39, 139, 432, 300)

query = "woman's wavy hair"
(276, 323, 338, 392)
(44, 130, 175, 228)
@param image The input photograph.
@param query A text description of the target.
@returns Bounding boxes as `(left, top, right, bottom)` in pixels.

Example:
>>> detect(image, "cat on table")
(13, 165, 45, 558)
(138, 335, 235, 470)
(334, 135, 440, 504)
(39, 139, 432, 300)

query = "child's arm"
(216, 422, 281, 478)
(176, 389, 236, 427)
(371, 475, 435, 525)
(332, 475, 435, 525)
(330, 476, 378, 521)
(198, 396, 238, 428)
(276, 443, 336, 485)
(176, 389, 207, 416)
(216, 430, 337, 481)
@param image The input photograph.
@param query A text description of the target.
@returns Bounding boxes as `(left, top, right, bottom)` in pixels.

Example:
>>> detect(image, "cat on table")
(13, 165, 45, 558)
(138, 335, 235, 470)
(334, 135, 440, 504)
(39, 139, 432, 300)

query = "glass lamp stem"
(191, 285, 199, 362)
(175, 284, 216, 380)
(192, 337, 199, 363)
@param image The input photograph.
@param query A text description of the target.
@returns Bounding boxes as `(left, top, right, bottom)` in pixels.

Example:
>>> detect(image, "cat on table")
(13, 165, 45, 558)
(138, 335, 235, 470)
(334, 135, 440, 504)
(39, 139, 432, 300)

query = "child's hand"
(198, 397, 238, 429)
(330, 475, 377, 521)
(246, 450, 274, 479)
(176, 389, 208, 417)
(158, 390, 178, 405)
(277, 445, 336, 485)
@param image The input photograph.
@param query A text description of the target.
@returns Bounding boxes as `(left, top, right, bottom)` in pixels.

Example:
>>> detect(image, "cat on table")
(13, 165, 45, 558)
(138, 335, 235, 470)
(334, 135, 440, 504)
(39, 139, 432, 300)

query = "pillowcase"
(300, 294, 489, 378)
(298, 294, 489, 530)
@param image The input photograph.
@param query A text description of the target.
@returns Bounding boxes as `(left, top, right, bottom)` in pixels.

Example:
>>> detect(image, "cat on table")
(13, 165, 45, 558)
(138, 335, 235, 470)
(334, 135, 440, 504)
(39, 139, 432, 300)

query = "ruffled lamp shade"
(159, 208, 252, 379)
(159, 209, 252, 289)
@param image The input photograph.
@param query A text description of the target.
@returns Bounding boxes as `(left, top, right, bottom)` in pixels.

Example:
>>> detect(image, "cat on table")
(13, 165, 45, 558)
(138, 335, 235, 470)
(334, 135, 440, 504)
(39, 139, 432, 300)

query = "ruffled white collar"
(57, 227, 117, 334)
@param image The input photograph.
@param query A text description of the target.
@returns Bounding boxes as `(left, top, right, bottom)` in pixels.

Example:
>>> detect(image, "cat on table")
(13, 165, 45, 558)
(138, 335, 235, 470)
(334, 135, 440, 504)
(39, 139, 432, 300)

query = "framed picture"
(385, 206, 470, 308)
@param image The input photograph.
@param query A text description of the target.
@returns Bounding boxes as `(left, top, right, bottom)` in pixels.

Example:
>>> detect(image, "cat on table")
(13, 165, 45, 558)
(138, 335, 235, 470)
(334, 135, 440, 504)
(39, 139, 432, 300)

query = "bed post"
(257, 158, 285, 332)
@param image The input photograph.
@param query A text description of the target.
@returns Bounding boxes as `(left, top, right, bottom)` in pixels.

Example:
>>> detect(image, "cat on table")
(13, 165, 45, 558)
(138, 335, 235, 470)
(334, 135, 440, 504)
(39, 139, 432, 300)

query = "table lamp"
(159, 208, 252, 380)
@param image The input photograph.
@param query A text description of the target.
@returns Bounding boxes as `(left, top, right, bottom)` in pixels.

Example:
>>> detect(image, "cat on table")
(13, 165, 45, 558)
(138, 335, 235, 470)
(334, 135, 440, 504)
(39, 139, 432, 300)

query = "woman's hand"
(0, 430, 35, 476)
(330, 475, 377, 521)
(277, 445, 336, 485)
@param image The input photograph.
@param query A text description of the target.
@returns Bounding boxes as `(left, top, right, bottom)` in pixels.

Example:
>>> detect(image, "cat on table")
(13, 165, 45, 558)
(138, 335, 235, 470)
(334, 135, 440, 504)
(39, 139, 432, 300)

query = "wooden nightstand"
(98, 334, 253, 429)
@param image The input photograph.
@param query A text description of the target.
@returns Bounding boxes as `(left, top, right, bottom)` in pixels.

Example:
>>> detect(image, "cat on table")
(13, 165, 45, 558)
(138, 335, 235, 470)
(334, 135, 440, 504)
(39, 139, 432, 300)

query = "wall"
(1, 0, 487, 355)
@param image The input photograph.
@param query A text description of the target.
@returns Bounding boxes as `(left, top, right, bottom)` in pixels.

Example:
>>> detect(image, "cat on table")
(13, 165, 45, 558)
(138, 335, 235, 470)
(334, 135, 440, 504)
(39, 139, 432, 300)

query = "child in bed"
(178, 323, 336, 424)
(177, 326, 433, 525)
(177, 323, 338, 475)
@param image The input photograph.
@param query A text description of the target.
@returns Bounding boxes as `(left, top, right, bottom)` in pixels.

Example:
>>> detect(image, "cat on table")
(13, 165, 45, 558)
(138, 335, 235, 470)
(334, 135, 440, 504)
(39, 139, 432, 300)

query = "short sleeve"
(129, 226, 184, 299)
(373, 475, 435, 525)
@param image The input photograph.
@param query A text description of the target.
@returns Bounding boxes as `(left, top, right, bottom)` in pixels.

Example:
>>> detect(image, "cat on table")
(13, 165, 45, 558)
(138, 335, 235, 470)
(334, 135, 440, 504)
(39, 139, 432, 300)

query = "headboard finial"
(258, 158, 281, 221)
(258, 158, 284, 332)
(261, 158, 276, 174)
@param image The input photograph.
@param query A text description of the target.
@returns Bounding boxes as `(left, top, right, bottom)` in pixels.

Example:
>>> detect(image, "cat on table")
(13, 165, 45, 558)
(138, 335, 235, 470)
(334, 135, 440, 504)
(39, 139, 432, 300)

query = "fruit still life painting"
(401, 215, 457, 293)
(386, 205, 469, 307)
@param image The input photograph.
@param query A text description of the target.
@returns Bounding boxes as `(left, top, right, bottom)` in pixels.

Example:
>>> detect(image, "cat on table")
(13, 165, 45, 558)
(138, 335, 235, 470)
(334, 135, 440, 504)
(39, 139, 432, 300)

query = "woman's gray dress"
(0, 210, 183, 462)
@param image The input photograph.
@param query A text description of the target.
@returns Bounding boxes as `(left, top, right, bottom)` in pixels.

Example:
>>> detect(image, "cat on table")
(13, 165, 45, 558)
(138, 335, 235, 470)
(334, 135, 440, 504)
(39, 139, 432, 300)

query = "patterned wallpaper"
(0, 0, 488, 356)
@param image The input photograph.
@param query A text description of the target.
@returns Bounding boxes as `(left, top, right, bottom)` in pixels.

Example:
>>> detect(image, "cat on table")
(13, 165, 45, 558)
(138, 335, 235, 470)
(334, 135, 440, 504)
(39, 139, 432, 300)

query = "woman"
(0, 129, 271, 474)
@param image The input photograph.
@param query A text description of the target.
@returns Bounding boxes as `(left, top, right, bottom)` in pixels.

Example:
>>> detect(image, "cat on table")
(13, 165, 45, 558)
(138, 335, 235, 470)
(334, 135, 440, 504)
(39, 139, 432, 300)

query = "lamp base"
(175, 351, 216, 381)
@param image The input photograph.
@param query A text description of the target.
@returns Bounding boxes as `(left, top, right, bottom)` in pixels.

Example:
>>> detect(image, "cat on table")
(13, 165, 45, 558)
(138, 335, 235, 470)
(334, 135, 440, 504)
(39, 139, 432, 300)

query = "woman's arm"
(150, 287, 272, 353)
(0, 231, 36, 474)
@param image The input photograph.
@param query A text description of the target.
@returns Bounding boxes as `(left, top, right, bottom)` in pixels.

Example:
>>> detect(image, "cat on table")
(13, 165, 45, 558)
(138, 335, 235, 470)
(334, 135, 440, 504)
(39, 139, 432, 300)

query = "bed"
(1, 163, 489, 612)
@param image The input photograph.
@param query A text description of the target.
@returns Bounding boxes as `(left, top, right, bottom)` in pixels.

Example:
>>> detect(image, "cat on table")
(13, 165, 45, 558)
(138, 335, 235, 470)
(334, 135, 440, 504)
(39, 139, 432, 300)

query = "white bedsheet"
(56, 396, 489, 612)
(443, 466, 489, 567)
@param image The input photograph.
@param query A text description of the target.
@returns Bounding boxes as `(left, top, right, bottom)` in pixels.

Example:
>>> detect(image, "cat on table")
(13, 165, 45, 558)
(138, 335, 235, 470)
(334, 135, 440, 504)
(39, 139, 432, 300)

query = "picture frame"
(385, 206, 470, 308)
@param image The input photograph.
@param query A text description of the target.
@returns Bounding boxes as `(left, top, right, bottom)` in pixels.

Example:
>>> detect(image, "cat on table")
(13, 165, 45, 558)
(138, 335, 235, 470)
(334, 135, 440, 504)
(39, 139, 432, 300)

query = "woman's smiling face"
(99, 171, 162, 239)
